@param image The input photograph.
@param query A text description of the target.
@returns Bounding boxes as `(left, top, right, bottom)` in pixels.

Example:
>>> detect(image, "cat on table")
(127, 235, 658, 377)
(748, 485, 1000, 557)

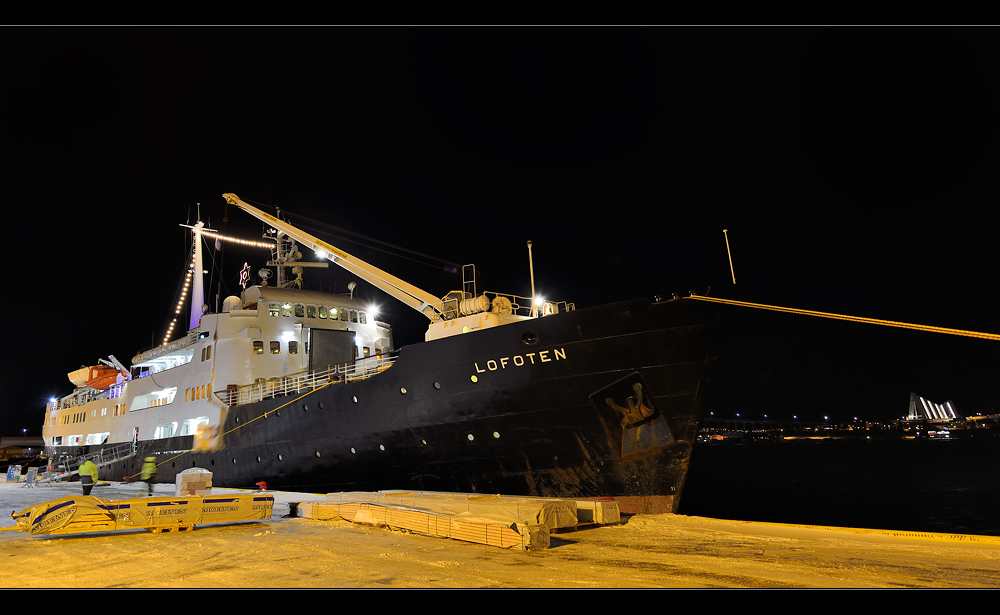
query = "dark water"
(679, 437, 1000, 537)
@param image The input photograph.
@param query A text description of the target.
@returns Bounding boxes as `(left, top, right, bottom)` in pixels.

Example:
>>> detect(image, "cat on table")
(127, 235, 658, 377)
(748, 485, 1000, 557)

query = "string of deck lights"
(209, 233, 274, 250)
(162, 266, 195, 345)
(161, 231, 275, 345)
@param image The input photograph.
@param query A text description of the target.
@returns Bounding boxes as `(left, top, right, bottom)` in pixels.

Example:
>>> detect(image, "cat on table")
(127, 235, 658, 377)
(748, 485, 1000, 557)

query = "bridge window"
(294, 304, 305, 318)
(359, 312, 367, 325)
(85, 432, 109, 445)
(270, 341, 280, 355)
(269, 303, 280, 317)
(181, 417, 210, 436)
(289, 341, 299, 355)
(253, 341, 264, 355)
(154, 423, 176, 439)
(306, 305, 317, 318)
(339, 309, 349, 322)
(281, 303, 292, 317)
(319, 306, 328, 319)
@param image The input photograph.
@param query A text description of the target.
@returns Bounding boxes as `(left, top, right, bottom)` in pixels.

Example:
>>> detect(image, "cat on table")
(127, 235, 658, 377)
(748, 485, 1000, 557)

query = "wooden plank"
(324, 490, 583, 531)
(299, 500, 549, 550)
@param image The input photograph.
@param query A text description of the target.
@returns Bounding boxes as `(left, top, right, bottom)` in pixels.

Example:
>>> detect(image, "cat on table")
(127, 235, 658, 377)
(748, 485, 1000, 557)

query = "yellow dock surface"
(3, 481, 1000, 588)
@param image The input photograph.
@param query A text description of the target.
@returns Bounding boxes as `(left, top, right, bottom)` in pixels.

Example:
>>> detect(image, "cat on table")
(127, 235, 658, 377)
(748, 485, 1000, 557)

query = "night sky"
(3, 26, 998, 437)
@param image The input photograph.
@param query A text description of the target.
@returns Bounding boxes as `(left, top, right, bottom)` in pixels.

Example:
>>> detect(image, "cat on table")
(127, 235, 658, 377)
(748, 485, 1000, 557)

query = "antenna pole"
(723, 229, 736, 284)
(528, 240, 537, 318)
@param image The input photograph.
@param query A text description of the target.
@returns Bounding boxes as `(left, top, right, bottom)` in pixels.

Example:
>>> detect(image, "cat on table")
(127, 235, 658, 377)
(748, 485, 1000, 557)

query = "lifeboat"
(67, 365, 126, 391)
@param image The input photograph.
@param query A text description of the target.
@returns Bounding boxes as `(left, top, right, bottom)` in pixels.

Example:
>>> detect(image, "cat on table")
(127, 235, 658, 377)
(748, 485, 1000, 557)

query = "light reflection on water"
(680, 437, 1000, 536)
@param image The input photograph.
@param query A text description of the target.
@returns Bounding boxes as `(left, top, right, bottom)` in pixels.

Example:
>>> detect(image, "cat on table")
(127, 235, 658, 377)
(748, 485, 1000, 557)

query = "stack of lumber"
(298, 490, 620, 551)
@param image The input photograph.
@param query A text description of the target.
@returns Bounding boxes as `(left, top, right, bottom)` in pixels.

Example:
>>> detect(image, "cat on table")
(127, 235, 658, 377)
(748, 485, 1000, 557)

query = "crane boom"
(223, 193, 445, 321)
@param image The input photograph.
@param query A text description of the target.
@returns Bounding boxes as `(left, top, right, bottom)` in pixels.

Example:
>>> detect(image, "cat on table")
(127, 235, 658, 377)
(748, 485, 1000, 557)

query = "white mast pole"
(190, 219, 205, 330)
(528, 240, 537, 318)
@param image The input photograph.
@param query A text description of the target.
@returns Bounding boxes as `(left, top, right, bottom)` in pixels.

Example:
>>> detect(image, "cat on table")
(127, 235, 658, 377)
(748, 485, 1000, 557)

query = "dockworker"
(140, 456, 157, 496)
(79, 458, 99, 496)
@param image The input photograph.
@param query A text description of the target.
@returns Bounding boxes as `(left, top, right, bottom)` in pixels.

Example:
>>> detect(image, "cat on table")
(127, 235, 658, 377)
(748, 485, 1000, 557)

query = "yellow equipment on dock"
(11, 493, 274, 536)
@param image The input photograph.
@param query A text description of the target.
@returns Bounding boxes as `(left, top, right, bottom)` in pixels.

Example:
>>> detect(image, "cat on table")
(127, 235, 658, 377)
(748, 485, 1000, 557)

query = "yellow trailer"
(11, 493, 274, 536)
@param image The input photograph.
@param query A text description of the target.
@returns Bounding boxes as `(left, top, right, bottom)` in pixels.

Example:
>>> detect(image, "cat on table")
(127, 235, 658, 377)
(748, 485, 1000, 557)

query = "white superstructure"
(43, 285, 390, 450)
(43, 209, 392, 452)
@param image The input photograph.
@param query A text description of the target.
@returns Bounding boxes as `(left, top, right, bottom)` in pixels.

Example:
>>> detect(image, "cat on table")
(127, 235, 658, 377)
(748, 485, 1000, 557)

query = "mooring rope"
(686, 295, 1000, 342)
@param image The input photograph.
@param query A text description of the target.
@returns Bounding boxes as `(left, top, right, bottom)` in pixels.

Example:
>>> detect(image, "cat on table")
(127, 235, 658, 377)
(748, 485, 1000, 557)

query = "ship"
(41, 193, 726, 514)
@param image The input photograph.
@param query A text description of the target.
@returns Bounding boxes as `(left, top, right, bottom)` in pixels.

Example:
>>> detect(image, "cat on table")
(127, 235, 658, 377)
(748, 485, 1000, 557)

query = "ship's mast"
(223, 193, 447, 321)
(190, 220, 206, 330)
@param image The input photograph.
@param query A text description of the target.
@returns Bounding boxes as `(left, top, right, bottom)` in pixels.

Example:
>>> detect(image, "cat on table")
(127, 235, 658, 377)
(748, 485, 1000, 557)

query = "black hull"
(61, 296, 724, 513)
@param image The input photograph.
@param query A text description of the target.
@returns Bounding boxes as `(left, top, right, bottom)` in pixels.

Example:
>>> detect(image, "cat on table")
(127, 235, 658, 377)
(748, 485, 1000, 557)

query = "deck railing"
(38, 441, 136, 483)
(216, 354, 398, 407)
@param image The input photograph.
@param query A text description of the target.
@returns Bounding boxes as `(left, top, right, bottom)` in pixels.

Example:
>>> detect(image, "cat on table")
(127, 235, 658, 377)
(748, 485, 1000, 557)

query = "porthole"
(315, 451, 321, 458)
(256, 456, 261, 463)
(467, 434, 475, 441)
(352, 395, 358, 403)
(421, 439, 427, 446)
(303, 404, 309, 412)
(235, 416, 240, 423)
(493, 432, 500, 439)
(232, 458, 237, 464)
(351, 447, 356, 454)
(278, 454, 283, 461)
(379, 444, 385, 451)
(171, 462, 175, 468)
(522, 331, 538, 345)
(276, 409, 281, 417)
(318, 402, 324, 410)
(400, 387, 407, 395)
(433, 381, 441, 390)
(211, 459, 215, 466)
